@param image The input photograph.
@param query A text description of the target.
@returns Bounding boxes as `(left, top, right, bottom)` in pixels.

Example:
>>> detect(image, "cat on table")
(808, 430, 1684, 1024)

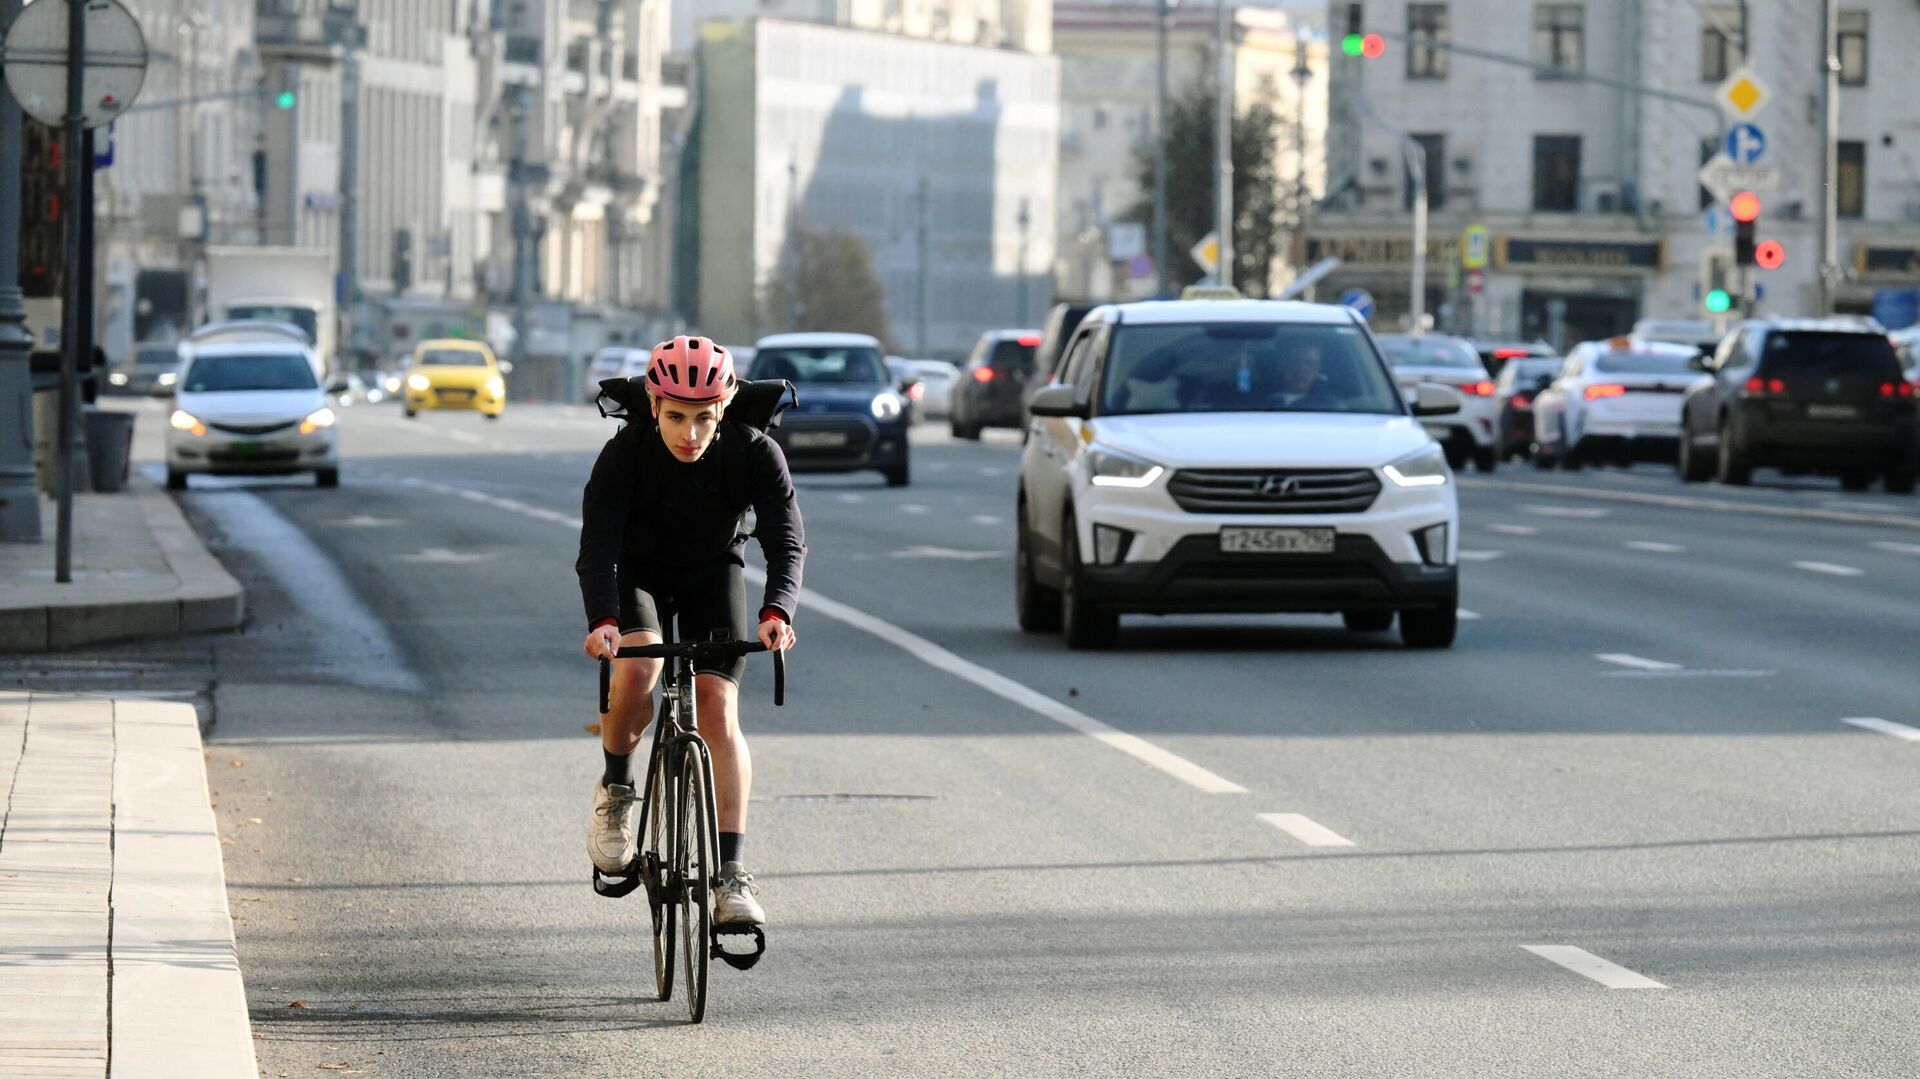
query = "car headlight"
(299, 407, 337, 434)
(157, 371, 178, 386)
(109, 372, 129, 386)
(169, 409, 206, 436)
(383, 375, 402, 393)
(1383, 443, 1451, 488)
(485, 376, 506, 396)
(407, 373, 431, 391)
(871, 393, 904, 421)
(1086, 444, 1164, 488)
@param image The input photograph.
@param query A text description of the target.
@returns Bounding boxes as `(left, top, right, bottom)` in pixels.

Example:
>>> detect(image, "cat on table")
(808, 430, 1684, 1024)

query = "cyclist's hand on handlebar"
(584, 624, 622, 660)
(757, 617, 795, 652)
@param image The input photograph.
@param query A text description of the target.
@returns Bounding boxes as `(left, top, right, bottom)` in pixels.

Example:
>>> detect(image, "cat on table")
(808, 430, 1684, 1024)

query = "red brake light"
(1458, 380, 1496, 396)
(1493, 348, 1530, 360)
(907, 383, 925, 401)
(1744, 376, 1785, 396)
(1770, 378, 1785, 394)
(1016, 334, 1042, 347)
(1512, 394, 1533, 408)
(1584, 383, 1627, 400)
(972, 367, 994, 383)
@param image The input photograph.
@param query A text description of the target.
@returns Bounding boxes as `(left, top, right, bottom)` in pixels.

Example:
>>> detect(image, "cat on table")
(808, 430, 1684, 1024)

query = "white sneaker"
(712, 861, 765, 926)
(587, 782, 640, 873)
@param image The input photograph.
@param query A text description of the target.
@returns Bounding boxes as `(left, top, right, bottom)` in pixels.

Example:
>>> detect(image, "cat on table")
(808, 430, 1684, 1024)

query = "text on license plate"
(227, 441, 264, 456)
(1806, 403, 1858, 420)
(788, 431, 849, 448)
(1219, 527, 1335, 555)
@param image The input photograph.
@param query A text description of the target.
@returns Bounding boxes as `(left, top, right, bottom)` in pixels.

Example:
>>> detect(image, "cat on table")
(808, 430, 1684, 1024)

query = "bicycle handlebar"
(598, 640, 786, 714)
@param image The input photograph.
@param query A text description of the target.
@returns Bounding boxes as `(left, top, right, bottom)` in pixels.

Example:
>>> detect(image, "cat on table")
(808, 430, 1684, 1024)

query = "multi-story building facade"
(690, 18, 1059, 356)
(1313, 0, 1920, 346)
(1053, 2, 1327, 300)
(669, 0, 1052, 54)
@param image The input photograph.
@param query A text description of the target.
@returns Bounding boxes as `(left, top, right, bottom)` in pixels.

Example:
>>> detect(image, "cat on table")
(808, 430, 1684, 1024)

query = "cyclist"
(576, 335, 805, 927)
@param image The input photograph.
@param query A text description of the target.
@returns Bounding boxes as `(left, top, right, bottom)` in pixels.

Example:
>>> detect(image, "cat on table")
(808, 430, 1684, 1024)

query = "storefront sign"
(1496, 238, 1664, 273)
(1304, 234, 1458, 270)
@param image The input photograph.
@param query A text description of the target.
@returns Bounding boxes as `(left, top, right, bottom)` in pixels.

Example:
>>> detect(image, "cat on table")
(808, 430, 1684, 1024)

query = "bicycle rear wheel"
(645, 730, 675, 1002)
(677, 741, 718, 1023)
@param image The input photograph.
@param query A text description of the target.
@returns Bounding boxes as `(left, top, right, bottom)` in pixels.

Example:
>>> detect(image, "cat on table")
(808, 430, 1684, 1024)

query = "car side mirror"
(1687, 354, 1711, 372)
(497, 360, 514, 375)
(1410, 384, 1464, 418)
(326, 377, 351, 394)
(1028, 383, 1087, 418)
(898, 376, 920, 395)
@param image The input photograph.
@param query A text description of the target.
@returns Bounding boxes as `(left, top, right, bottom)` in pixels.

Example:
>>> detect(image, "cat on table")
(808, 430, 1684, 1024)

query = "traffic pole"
(0, 0, 44, 542)
(54, 0, 84, 582)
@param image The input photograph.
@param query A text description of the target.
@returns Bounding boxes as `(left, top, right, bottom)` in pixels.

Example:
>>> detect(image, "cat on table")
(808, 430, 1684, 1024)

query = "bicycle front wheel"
(677, 741, 719, 1023)
(646, 736, 675, 1002)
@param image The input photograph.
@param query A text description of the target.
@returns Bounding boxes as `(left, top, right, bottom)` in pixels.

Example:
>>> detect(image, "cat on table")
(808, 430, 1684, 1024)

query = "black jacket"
(576, 418, 806, 628)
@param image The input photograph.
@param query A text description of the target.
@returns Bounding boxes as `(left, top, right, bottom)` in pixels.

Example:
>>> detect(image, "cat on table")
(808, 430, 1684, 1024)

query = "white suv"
(1015, 300, 1463, 649)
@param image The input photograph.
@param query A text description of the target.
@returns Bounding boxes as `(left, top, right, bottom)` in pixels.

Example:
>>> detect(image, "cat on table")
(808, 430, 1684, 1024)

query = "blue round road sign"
(1725, 122, 1767, 164)
(1338, 288, 1376, 320)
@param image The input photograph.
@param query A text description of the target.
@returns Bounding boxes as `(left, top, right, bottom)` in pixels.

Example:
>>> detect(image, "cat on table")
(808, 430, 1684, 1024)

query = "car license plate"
(788, 431, 848, 448)
(227, 441, 264, 456)
(1219, 527, 1335, 555)
(1807, 403, 1858, 420)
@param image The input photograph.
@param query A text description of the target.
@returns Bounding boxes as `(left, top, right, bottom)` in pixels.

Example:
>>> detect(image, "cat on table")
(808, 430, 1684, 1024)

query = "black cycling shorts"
(618, 561, 750, 683)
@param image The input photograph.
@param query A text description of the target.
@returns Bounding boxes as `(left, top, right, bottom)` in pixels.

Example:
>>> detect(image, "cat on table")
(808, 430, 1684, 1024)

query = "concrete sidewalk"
(0, 692, 256, 1077)
(0, 479, 244, 653)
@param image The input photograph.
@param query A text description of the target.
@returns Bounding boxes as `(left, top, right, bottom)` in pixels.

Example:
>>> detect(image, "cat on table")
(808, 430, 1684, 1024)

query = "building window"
(1837, 141, 1864, 218)
(1407, 5, 1449, 80)
(1533, 4, 1583, 75)
(1838, 11, 1867, 86)
(1700, 6, 1744, 82)
(1406, 133, 1446, 212)
(1533, 135, 1581, 212)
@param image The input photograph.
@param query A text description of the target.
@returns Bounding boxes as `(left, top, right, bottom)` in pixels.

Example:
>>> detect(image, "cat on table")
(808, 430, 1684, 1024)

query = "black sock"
(719, 832, 745, 865)
(601, 749, 633, 789)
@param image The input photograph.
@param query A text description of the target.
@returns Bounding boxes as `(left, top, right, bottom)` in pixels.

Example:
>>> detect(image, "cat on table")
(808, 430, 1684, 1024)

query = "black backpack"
(594, 376, 798, 432)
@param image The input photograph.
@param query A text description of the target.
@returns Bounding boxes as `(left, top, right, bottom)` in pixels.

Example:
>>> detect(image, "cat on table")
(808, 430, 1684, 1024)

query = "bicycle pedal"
(591, 866, 643, 899)
(711, 924, 766, 970)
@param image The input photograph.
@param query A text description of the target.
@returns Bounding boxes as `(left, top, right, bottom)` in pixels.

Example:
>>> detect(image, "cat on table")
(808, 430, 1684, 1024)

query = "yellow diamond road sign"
(1717, 67, 1770, 118)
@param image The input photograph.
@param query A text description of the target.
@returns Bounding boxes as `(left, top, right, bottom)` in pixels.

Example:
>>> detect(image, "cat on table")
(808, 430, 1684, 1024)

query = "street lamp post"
(1153, 0, 1176, 298)
(1016, 197, 1031, 325)
(1213, 0, 1233, 289)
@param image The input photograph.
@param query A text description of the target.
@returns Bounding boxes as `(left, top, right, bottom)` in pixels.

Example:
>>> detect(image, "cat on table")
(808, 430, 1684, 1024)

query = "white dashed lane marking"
(1626, 541, 1686, 553)
(1842, 718, 1920, 742)
(899, 504, 930, 515)
(1522, 504, 1610, 519)
(1486, 524, 1538, 536)
(1522, 946, 1667, 990)
(1870, 541, 1920, 556)
(1458, 609, 1483, 621)
(1595, 653, 1683, 672)
(1458, 550, 1504, 562)
(1258, 813, 1355, 848)
(1794, 561, 1864, 577)
(970, 514, 1004, 525)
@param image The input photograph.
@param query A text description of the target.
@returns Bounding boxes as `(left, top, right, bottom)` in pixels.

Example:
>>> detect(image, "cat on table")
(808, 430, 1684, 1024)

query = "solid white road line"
(399, 477, 1248, 795)
(1595, 653, 1683, 672)
(900, 504, 929, 515)
(1461, 478, 1920, 532)
(970, 514, 1004, 525)
(1487, 524, 1539, 536)
(1458, 550, 1505, 562)
(1626, 541, 1686, 553)
(1794, 560, 1864, 577)
(1870, 540, 1920, 556)
(1522, 946, 1667, 989)
(835, 493, 865, 504)
(1842, 717, 1920, 742)
(1522, 504, 1611, 519)
(1258, 813, 1354, 847)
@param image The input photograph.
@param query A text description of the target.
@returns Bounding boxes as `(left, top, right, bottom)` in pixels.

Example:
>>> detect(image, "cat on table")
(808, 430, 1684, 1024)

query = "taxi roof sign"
(1180, 285, 1243, 301)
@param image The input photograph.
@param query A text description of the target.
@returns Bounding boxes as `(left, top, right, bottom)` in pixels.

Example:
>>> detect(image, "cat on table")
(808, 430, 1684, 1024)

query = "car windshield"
(419, 348, 490, 367)
(1099, 322, 1403, 416)
(183, 353, 318, 392)
(1761, 332, 1902, 377)
(224, 305, 317, 342)
(135, 347, 177, 367)
(988, 340, 1037, 370)
(752, 346, 888, 384)
(1593, 352, 1694, 375)
(1376, 335, 1485, 370)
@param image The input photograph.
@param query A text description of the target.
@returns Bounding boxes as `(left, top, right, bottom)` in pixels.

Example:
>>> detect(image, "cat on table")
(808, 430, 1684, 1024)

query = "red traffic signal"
(1728, 191, 1761, 223)
(1361, 33, 1386, 58)
(1755, 240, 1785, 270)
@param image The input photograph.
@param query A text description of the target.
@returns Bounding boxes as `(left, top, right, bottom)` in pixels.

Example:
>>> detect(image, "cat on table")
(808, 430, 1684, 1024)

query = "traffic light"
(1700, 247, 1734, 315)
(1705, 288, 1732, 314)
(276, 90, 296, 110)
(1340, 4, 1386, 58)
(273, 68, 297, 110)
(1755, 240, 1785, 270)
(1729, 190, 1760, 266)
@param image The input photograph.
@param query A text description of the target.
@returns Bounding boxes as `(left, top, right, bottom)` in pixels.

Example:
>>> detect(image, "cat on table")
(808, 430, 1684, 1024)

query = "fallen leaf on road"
(585, 722, 601, 735)
(230, 760, 244, 767)
(287, 1000, 307, 1008)
(1067, 686, 1079, 697)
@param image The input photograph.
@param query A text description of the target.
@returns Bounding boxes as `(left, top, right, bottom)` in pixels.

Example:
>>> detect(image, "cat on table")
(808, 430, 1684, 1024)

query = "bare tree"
(761, 226, 896, 350)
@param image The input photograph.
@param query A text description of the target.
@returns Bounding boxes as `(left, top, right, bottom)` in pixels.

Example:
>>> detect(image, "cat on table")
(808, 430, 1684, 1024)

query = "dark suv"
(1679, 319, 1917, 492)
(950, 329, 1040, 438)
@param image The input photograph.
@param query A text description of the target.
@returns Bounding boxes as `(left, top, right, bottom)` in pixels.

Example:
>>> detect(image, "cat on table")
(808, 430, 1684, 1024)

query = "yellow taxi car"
(403, 339, 508, 419)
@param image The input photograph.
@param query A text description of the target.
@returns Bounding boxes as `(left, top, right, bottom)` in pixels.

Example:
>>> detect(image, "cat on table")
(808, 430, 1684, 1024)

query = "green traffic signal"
(1342, 33, 1364, 56)
(275, 90, 296, 110)
(1704, 289, 1732, 314)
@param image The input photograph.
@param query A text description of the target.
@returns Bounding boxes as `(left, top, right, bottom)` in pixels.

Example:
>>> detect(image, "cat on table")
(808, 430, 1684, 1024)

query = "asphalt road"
(9, 398, 1919, 1077)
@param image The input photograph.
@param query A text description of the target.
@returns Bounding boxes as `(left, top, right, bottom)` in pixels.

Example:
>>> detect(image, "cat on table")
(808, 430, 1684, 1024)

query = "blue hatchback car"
(749, 333, 912, 487)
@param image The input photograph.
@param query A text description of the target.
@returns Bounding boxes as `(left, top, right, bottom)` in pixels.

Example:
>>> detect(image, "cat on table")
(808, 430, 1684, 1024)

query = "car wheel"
(404, 408, 418, 419)
(950, 419, 980, 440)
(484, 412, 501, 422)
(316, 468, 340, 489)
(1342, 609, 1394, 633)
(1886, 468, 1917, 495)
(1472, 445, 1498, 473)
(883, 458, 910, 487)
(1060, 515, 1118, 650)
(1839, 470, 1873, 492)
(1715, 418, 1751, 485)
(1532, 443, 1557, 470)
(1015, 500, 1062, 633)
(1442, 440, 1467, 470)
(1399, 604, 1458, 649)
(165, 469, 187, 491)
(1678, 431, 1711, 483)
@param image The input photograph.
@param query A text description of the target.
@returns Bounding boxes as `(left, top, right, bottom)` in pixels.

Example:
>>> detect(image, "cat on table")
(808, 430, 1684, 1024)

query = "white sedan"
(165, 329, 344, 489)
(1531, 338, 1702, 469)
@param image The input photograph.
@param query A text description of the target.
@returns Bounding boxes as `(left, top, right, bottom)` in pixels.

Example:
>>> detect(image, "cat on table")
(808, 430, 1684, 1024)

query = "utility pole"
(1213, 0, 1233, 289)
(336, 20, 362, 374)
(914, 175, 928, 353)
(1816, 0, 1838, 315)
(1016, 197, 1030, 325)
(1344, 92, 1426, 333)
(0, 0, 42, 542)
(508, 84, 534, 375)
(1153, 0, 1173, 298)
(1290, 51, 1311, 288)
(54, 0, 84, 581)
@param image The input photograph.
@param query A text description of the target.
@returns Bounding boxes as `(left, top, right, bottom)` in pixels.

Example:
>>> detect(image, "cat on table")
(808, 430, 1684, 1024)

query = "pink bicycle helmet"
(645, 335, 737, 405)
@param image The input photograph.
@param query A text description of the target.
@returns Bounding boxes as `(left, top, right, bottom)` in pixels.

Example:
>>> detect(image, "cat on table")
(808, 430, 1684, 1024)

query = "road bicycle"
(595, 630, 786, 1023)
